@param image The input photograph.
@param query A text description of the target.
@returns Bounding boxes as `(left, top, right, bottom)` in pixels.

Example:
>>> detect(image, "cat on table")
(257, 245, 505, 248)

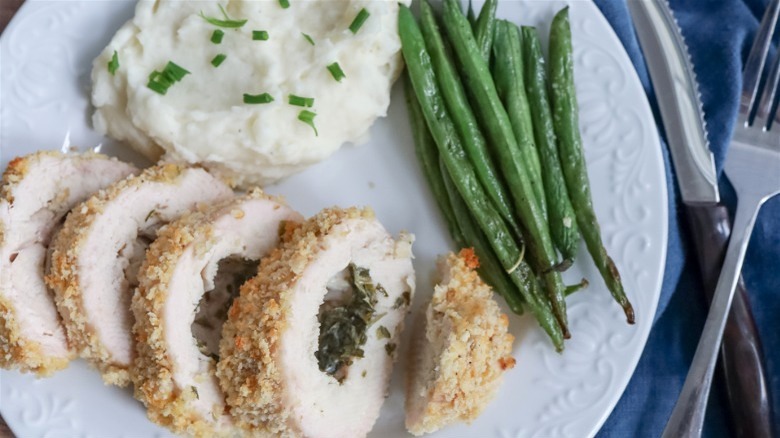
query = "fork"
(662, 1, 780, 436)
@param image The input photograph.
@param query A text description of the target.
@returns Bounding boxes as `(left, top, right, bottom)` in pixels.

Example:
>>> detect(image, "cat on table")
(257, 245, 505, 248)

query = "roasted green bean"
(418, 0, 522, 240)
(440, 158, 525, 315)
(440, 0, 569, 334)
(549, 8, 634, 323)
(492, 20, 546, 217)
(522, 26, 580, 269)
(404, 73, 464, 246)
(474, 0, 497, 61)
(399, 4, 564, 347)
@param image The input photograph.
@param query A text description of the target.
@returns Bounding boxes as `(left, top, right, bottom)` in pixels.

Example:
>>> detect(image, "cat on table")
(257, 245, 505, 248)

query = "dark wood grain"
(688, 205, 775, 438)
(0, 3, 24, 436)
(0, 0, 22, 33)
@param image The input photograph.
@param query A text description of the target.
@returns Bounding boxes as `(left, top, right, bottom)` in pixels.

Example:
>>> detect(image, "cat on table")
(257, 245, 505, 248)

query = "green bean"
(404, 73, 464, 246)
(492, 20, 546, 218)
(565, 278, 589, 296)
(439, 0, 569, 334)
(521, 25, 580, 269)
(474, 0, 497, 61)
(398, 5, 564, 348)
(440, 158, 525, 315)
(418, 0, 521, 241)
(467, 0, 477, 30)
(549, 8, 634, 323)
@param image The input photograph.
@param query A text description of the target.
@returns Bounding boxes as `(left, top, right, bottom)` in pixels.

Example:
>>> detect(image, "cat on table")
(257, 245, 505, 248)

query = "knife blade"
(628, 0, 718, 204)
(628, 1, 774, 436)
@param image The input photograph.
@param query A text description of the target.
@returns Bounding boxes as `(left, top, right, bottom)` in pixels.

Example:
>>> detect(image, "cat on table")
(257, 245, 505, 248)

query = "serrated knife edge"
(628, 0, 719, 204)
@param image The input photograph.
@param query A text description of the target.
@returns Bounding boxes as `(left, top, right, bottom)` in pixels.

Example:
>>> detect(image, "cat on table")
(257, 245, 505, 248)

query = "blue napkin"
(592, 0, 780, 436)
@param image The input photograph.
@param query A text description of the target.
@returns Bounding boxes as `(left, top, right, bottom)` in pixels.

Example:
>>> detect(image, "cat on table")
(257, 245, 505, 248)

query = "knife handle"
(687, 205, 774, 438)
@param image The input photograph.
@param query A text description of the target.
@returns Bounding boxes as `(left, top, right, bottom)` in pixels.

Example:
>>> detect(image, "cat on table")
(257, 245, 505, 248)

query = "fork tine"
(755, 50, 780, 131)
(740, 0, 780, 120)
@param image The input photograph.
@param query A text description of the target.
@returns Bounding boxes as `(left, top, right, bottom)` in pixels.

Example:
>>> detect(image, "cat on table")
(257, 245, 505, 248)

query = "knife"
(627, 1, 774, 437)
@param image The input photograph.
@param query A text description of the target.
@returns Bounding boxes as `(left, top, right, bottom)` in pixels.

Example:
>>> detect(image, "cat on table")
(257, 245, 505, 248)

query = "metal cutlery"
(663, 0, 780, 436)
(628, 0, 774, 435)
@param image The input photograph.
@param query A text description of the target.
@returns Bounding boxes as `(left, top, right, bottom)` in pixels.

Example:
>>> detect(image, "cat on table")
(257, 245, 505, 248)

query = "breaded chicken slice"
(218, 207, 415, 438)
(46, 164, 232, 386)
(132, 189, 302, 437)
(405, 249, 515, 436)
(0, 151, 136, 376)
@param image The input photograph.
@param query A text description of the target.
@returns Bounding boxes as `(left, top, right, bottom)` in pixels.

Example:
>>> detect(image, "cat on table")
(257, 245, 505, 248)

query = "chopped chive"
(163, 61, 190, 81)
(326, 62, 346, 82)
(108, 50, 119, 75)
(148, 70, 172, 87)
(278, 0, 290, 9)
(252, 30, 269, 41)
(243, 93, 274, 104)
(349, 8, 370, 34)
(298, 110, 318, 135)
(147, 61, 189, 95)
(211, 54, 227, 67)
(288, 94, 314, 108)
(211, 29, 224, 44)
(200, 6, 247, 28)
(302, 33, 315, 45)
(147, 80, 169, 95)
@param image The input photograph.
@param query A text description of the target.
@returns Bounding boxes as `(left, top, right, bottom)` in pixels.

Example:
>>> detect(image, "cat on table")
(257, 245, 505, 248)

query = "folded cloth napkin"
(593, 0, 780, 436)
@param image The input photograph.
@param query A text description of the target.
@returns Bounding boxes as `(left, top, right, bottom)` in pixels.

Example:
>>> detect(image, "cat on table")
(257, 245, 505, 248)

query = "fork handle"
(688, 204, 774, 438)
(663, 196, 764, 438)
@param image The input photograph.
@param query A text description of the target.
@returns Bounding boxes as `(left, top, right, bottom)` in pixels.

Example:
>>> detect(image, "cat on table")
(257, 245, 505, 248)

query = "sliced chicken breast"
(405, 249, 515, 436)
(0, 152, 137, 376)
(46, 164, 232, 386)
(132, 189, 302, 437)
(218, 207, 415, 438)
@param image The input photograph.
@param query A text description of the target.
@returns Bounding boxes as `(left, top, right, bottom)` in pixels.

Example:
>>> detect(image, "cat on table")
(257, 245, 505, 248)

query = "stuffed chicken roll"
(218, 207, 415, 438)
(47, 164, 232, 386)
(132, 189, 302, 437)
(0, 152, 136, 376)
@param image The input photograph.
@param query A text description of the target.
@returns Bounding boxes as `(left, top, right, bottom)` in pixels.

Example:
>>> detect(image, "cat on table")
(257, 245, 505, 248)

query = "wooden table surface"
(2, 2, 27, 436)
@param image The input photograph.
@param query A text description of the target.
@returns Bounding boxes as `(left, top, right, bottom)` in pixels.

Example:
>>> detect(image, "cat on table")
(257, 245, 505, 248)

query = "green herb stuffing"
(376, 325, 391, 339)
(191, 386, 199, 399)
(302, 32, 315, 45)
(108, 50, 119, 75)
(316, 264, 384, 382)
(393, 291, 410, 309)
(200, 5, 248, 28)
(385, 342, 396, 356)
(278, 0, 290, 9)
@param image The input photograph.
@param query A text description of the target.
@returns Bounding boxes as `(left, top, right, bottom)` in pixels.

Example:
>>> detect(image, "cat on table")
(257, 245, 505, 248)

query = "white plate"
(0, 0, 667, 436)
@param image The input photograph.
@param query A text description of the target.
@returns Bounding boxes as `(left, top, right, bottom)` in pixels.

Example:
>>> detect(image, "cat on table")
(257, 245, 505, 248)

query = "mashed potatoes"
(92, 0, 407, 187)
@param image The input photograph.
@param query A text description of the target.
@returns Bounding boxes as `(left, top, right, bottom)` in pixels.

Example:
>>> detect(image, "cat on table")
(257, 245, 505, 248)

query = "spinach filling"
(316, 264, 387, 382)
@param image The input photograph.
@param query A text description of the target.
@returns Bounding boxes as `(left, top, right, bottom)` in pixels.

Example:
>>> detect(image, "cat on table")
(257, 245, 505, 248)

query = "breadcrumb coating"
(405, 249, 515, 436)
(46, 163, 220, 386)
(131, 188, 290, 437)
(0, 151, 130, 376)
(216, 207, 379, 436)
